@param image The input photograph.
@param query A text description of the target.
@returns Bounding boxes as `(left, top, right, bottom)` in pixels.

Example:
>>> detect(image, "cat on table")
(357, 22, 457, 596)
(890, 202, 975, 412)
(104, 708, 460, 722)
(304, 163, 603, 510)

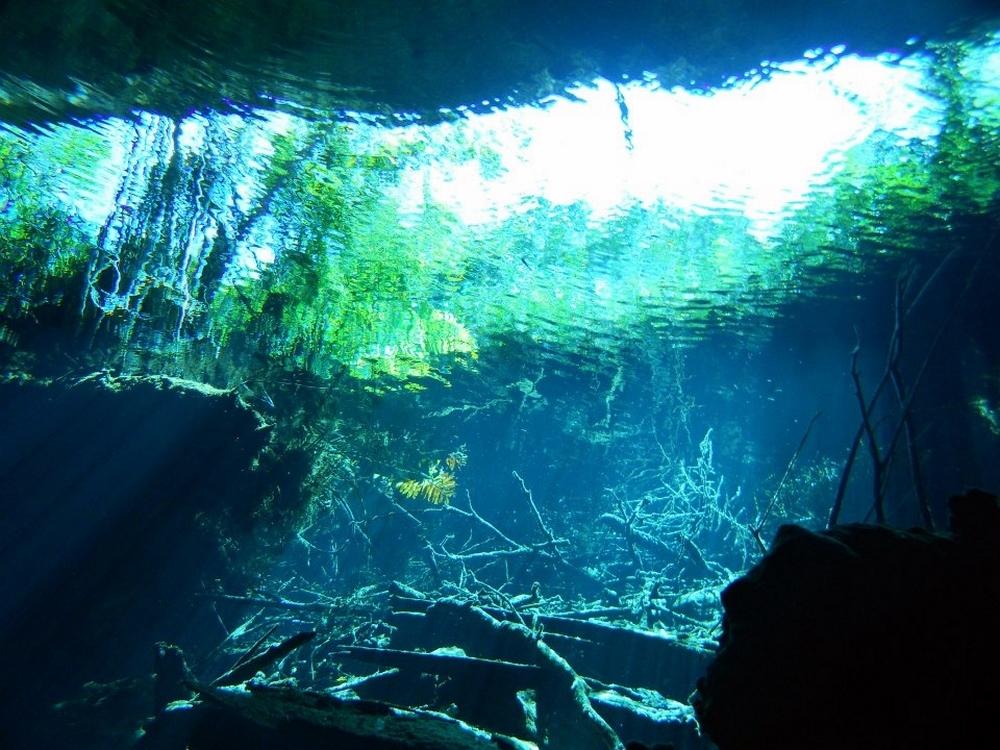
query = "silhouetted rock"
(693, 489, 1000, 750)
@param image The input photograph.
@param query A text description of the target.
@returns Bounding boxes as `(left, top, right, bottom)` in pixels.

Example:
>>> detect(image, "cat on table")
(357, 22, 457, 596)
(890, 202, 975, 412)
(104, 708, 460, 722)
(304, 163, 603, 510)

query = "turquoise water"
(0, 4, 998, 748)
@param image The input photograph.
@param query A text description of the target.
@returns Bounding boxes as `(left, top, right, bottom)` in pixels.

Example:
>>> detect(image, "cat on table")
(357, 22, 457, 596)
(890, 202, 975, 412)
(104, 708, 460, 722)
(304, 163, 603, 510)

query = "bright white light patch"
(394, 53, 943, 238)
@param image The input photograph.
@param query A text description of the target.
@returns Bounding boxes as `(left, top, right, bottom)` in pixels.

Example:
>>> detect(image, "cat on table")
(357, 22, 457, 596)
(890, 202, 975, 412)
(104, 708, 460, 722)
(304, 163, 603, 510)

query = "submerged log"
(139, 681, 537, 750)
(390, 595, 712, 701)
(589, 686, 702, 750)
(380, 594, 715, 747)
(531, 635, 622, 750)
(336, 645, 542, 691)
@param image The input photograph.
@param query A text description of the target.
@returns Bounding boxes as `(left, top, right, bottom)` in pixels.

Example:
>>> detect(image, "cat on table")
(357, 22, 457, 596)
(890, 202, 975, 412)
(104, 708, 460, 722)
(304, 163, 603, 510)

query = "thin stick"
(513, 470, 559, 549)
(753, 410, 821, 551)
(878, 255, 981, 504)
(829, 423, 863, 527)
(829, 237, 991, 527)
(850, 334, 886, 523)
(229, 624, 278, 672)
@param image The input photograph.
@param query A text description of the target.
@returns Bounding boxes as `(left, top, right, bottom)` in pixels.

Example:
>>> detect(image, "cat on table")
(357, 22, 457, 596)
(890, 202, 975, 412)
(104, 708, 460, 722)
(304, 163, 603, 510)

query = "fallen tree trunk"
(138, 681, 538, 750)
(389, 595, 712, 701)
(336, 645, 541, 691)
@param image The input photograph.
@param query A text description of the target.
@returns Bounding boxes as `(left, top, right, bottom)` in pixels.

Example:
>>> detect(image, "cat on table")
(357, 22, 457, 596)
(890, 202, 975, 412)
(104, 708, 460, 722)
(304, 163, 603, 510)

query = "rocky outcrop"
(693, 489, 1000, 750)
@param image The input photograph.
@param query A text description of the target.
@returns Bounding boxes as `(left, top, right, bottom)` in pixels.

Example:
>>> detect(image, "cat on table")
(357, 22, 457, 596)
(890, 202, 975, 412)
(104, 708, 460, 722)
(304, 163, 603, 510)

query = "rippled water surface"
(2, 30, 998, 379)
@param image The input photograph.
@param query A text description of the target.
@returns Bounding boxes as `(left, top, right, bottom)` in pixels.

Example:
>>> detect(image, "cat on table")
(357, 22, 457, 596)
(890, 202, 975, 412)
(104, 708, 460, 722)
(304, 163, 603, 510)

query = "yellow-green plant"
(396, 448, 467, 505)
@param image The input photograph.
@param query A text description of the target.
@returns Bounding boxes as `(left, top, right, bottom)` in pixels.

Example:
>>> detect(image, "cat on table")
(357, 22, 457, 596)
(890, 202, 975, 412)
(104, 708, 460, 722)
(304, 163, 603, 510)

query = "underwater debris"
(136, 580, 710, 749)
(139, 680, 537, 750)
(212, 631, 317, 688)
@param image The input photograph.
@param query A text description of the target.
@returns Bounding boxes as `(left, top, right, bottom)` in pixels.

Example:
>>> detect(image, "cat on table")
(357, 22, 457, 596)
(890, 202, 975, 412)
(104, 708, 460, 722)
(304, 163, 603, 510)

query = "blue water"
(0, 4, 998, 748)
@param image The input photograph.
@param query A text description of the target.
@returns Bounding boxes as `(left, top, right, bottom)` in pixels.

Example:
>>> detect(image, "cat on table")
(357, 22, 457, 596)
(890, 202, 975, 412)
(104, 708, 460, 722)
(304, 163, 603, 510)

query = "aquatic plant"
(396, 449, 467, 505)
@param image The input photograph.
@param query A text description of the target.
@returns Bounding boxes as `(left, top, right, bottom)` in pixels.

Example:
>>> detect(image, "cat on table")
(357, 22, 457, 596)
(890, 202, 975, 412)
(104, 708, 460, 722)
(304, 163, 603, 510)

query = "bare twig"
(211, 631, 317, 687)
(752, 411, 821, 551)
(228, 624, 278, 673)
(513, 470, 559, 549)
(830, 241, 988, 528)
(195, 592, 332, 613)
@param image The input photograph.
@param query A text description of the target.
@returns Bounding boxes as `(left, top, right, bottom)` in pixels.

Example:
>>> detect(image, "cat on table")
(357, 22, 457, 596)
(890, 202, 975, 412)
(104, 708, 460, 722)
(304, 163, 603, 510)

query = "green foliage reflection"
(0, 35, 996, 389)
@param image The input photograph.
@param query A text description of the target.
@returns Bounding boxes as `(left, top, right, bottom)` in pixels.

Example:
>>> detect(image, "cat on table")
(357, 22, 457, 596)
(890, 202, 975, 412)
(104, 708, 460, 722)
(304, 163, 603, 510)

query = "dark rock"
(692, 490, 1000, 750)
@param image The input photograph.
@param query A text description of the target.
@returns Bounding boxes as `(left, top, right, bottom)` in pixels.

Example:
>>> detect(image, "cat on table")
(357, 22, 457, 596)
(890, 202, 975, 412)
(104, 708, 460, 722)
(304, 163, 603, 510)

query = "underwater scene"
(1, 2, 999, 749)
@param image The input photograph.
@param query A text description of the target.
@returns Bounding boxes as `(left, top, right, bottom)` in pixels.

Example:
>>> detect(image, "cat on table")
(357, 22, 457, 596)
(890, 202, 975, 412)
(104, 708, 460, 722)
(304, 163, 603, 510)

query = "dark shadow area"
(0, 374, 291, 749)
(0, 0, 995, 123)
(694, 489, 1000, 750)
